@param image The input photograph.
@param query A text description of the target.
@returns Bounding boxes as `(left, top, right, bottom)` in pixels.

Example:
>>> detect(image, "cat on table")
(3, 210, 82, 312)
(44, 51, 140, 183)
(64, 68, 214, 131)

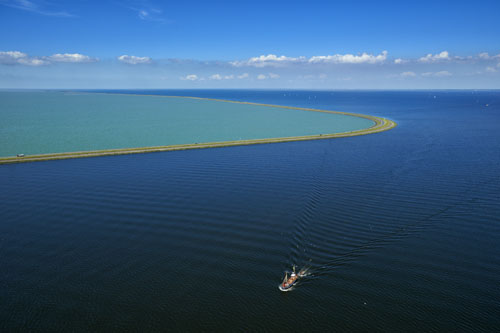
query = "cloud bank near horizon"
(1, 49, 499, 89)
(0, 51, 98, 66)
(117, 55, 153, 64)
(2, 50, 499, 67)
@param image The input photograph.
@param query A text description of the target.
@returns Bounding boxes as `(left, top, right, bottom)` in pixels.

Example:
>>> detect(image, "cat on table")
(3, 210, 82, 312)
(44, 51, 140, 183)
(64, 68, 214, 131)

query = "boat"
(279, 266, 308, 291)
(279, 269, 298, 291)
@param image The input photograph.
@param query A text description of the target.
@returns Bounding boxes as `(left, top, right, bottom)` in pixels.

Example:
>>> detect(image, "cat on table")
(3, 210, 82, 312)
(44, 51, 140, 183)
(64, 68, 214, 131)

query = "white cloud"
(256, 73, 280, 80)
(0, 51, 99, 66)
(393, 51, 499, 64)
(0, 51, 98, 66)
(0, 50, 26, 60)
(422, 71, 452, 77)
(479, 52, 491, 60)
(401, 71, 416, 77)
(477, 52, 500, 60)
(1, 51, 28, 64)
(394, 58, 408, 65)
(231, 51, 388, 67)
(118, 55, 152, 64)
(208, 74, 235, 80)
(180, 74, 199, 81)
(418, 51, 450, 63)
(237, 73, 249, 79)
(0, 51, 49, 66)
(47, 53, 97, 63)
(486, 66, 497, 73)
(23, 58, 49, 66)
(309, 51, 388, 64)
(497, 62, 500, 68)
(20, 58, 49, 66)
(230, 54, 303, 67)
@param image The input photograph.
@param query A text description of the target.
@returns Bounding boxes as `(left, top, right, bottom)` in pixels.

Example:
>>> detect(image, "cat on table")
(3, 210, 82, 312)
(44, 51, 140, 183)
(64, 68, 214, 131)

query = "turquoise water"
(0, 91, 374, 157)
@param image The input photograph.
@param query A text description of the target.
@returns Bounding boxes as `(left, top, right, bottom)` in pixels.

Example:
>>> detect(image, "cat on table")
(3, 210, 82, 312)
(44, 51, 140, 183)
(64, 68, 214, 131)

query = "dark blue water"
(1, 90, 500, 331)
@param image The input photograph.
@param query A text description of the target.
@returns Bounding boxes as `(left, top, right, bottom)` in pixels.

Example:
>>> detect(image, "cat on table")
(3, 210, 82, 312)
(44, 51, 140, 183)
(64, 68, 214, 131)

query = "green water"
(0, 91, 374, 157)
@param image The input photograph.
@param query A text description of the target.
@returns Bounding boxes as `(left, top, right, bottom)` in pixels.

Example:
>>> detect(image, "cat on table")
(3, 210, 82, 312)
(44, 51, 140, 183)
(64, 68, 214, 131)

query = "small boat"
(279, 266, 308, 291)
(279, 270, 298, 291)
(17, 154, 25, 157)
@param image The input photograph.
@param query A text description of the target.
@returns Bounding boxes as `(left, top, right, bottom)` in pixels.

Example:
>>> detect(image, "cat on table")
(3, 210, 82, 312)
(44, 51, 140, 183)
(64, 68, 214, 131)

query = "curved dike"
(0, 93, 397, 164)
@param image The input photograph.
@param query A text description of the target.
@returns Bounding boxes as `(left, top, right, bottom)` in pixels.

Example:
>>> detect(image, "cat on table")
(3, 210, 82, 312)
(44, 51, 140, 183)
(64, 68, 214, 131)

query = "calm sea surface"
(1, 90, 499, 331)
(0, 91, 373, 157)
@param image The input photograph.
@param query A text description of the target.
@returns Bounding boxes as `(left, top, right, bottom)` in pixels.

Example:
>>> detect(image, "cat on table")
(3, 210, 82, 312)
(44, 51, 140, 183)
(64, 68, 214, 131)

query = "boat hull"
(278, 280, 298, 291)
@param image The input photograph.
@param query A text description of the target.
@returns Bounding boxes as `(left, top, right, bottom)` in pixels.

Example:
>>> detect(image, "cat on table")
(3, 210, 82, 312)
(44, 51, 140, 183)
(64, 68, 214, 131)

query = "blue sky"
(1, 0, 499, 89)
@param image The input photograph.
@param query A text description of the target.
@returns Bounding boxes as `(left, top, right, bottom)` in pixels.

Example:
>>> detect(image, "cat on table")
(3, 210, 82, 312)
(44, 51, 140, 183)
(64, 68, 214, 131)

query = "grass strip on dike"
(0, 95, 397, 164)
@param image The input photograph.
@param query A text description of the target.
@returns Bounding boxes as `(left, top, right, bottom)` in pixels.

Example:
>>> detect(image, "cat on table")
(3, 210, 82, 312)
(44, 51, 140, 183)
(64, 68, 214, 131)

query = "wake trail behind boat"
(287, 145, 329, 269)
(280, 157, 499, 289)
(308, 174, 500, 276)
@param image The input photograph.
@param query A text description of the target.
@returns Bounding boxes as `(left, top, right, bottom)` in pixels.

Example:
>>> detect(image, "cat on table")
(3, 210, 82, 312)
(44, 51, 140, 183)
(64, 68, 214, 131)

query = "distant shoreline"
(0, 94, 397, 164)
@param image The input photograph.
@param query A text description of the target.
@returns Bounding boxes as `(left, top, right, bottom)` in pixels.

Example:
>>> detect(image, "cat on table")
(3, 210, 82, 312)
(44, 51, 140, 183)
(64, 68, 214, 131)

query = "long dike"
(0, 96, 397, 164)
